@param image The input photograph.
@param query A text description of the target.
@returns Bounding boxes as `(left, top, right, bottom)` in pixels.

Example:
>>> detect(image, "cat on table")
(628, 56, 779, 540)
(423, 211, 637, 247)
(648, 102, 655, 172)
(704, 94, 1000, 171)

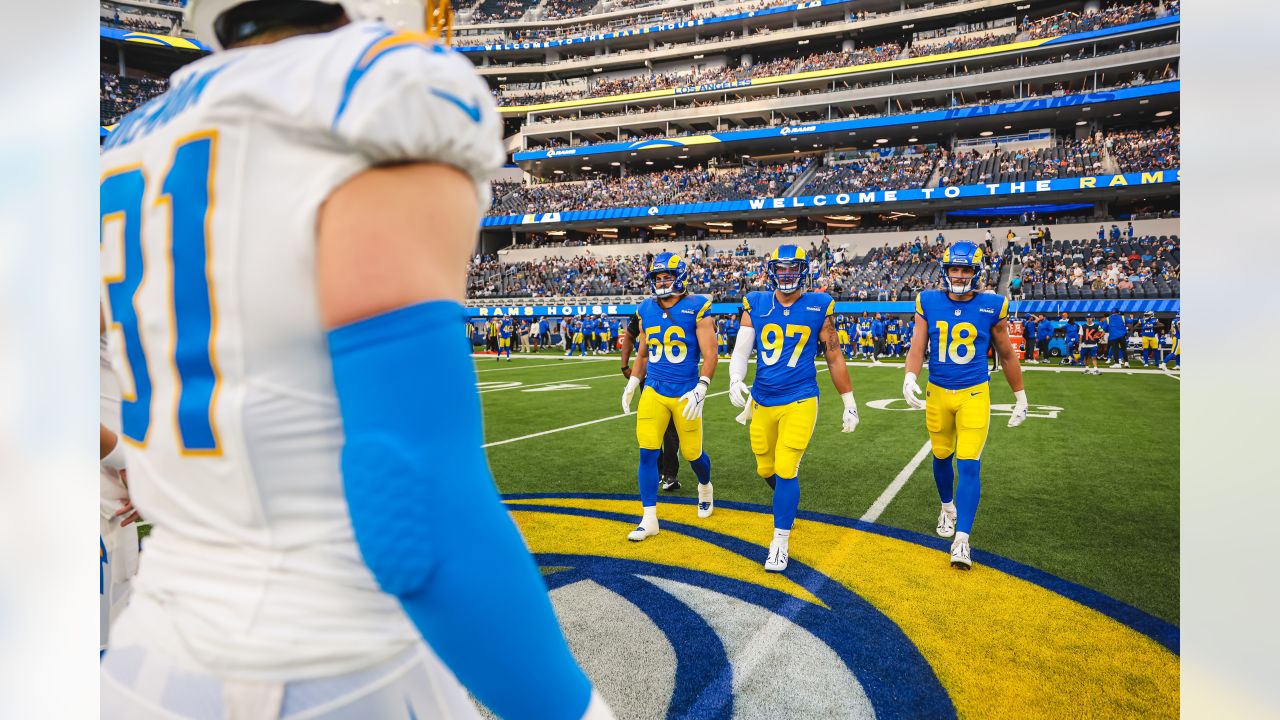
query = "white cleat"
(1159, 363, 1167, 370)
(950, 539, 972, 570)
(627, 523, 659, 542)
(764, 538, 789, 572)
(936, 506, 957, 538)
(697, 482, 714, 519)
(1110, 362, 1120, 368)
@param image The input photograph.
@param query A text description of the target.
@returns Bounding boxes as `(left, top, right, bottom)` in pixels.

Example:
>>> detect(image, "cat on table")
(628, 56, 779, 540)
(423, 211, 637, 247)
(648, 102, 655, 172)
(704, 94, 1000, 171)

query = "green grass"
(478, 351, 1179, 625)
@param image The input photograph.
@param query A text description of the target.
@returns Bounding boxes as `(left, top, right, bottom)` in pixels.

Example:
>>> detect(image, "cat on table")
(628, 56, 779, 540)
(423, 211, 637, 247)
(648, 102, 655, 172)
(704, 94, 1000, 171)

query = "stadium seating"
(1010, 235, 1180, 300)
(100, 73, 169, 125)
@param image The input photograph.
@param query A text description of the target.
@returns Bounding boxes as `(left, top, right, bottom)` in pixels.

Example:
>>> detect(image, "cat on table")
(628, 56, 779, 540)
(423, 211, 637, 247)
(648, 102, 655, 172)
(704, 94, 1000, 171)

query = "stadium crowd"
(1107, 124, 1180, 173)
(802, 150, 940, 195)
(469, 0, 534, 23)
(100, 72, 169, 125)
(467, 234, 989, 301)
(1010, 232, 1179, 298)
(488, 159, 811, 215)
(496, 3, 1167, 106)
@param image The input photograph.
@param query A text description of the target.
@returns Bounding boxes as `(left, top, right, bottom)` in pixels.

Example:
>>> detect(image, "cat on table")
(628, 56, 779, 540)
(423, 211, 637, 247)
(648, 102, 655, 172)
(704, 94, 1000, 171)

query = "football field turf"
(477, 351, 1180, 718)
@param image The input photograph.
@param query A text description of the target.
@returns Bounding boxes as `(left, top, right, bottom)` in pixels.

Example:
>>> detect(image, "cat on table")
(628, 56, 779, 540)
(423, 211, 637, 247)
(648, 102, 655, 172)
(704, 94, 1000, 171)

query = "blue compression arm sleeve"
(329, 301, 592, 720)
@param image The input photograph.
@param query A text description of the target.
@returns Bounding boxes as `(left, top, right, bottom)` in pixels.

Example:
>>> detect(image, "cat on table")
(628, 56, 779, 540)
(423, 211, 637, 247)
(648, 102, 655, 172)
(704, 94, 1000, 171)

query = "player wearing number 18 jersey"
(621, 253, 718, 540)
(903, 242, 1029, 570)
(728, 245, 859, 572)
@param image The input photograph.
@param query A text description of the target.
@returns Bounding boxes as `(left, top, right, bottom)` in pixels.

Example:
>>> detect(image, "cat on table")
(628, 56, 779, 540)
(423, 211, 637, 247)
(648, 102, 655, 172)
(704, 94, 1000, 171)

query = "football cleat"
(660, 476, 681, 492)
(936, 506, 957, 538)
(697, 482, 714, 518)
(1159, 363, 1167, 370)
(764, 538, 789, 572)
(950, 539, 972, 570)
(627, 523, 659, 542)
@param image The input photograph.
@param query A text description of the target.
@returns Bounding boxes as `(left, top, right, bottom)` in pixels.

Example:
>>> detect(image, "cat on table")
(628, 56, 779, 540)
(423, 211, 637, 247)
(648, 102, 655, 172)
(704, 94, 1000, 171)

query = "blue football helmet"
(940, 241, 985, 294)
(648, 252, 689, 297)
(767, 245, 810, 293)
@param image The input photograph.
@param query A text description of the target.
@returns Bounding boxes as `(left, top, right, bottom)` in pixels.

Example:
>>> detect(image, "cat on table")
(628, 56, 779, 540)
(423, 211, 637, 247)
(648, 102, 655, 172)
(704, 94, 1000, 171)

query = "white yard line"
(483, 390, 731, 448)
(476, 358, 618, 373)
(471, 353, 619, 364)
(860, 440, 933, 523)
(478, 372, 620, 393)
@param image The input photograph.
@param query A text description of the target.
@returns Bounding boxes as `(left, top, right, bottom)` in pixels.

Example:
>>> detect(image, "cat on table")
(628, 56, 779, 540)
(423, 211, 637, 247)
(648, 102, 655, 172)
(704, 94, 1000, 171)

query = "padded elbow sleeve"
(730, 326, 755, 383)
(329, 301, 592, 720)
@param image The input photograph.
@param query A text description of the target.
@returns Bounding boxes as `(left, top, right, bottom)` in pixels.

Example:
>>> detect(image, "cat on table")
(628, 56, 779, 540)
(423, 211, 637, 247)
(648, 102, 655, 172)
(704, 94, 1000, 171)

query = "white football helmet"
(187, 0, 427, 50)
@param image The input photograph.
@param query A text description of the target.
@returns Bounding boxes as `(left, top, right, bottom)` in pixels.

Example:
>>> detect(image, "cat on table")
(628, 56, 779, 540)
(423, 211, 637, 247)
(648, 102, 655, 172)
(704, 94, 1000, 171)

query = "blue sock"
(638, 449, 661, 506)
(932, 453, 955, 504)
(955, 459, 982, 535)
(773, 476, 800, 530)
(690, 451, 712, 485)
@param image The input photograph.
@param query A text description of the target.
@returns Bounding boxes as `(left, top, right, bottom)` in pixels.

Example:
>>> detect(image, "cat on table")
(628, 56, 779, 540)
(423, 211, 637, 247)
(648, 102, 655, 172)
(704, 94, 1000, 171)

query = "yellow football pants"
(1141, 337, 1159, 349)
(925, 381, 991, 461)
(636, 387, 703, 460)
(749, 397, 818, 480)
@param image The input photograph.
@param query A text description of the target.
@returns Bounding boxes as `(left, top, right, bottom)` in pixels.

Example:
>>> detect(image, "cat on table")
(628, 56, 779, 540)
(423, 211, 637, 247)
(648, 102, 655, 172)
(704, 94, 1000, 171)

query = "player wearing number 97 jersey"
(728, 245, 859, 573)
(903, 241, 1028, 571)
(621, 253, 718, 540)
(99, 2, 611, 718)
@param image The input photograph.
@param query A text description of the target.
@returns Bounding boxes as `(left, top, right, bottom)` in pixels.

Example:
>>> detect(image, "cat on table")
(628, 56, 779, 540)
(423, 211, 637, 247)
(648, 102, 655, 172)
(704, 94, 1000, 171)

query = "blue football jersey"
(743, 290, 834, 406)
(499, 320, 512, 338)
(1140, 318, 1158, 337)
(915, 290, 1008, 390)
(637, 294, 711, 396)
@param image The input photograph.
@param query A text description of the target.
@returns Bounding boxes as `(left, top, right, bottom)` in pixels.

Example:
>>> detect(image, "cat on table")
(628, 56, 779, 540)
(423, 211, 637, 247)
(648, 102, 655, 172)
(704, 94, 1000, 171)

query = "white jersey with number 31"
(99, 21, 503, 679)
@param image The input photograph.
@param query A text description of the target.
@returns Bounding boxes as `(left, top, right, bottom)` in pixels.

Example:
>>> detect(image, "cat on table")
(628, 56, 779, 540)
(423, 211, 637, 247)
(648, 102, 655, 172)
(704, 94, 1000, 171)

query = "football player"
(885, 315, 901, 358)
(621, 253, 717, 540)
(903, 242, 1029, 570)
(498, 316, 514, 361)
(1167, 315, 1180, 369)
(836, 317, 853, 359)
(1139, 310, 1164, 369)
(728, 246, 860, 572)
(858, 313, 875, 360)
(99, 311, 140, 657)
(99, 1, 611, 717)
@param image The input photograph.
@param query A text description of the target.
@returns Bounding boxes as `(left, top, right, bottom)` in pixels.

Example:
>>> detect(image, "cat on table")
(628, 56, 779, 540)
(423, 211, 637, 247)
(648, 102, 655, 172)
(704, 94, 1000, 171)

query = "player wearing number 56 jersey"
(99, 1, 611, 718)
(903, 242, 1028, 570)
(728, 245, 859, 572)
(621, 253, 718, 540)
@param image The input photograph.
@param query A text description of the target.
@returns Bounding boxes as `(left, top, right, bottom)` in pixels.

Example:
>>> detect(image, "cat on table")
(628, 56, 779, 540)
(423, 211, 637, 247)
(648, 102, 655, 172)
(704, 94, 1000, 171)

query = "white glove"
(840, 391, 860, 433)
(903, 372, 927, 410)
(735, 395, 754, 425)
(729, 379, 750, 408)
(679, 378, 710, 420)
(621, 375, 640, 415)
(1008, 389, 1028, 427)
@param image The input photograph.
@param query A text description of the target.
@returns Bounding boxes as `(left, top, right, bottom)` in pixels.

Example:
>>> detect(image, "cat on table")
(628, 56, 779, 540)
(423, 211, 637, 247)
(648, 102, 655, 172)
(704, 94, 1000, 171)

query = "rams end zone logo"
(506, 494, 1178, 719)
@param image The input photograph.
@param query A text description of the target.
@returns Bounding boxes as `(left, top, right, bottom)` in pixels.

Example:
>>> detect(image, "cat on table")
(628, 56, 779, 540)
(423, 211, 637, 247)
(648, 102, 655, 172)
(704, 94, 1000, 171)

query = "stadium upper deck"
(98, 0, 1178, 276)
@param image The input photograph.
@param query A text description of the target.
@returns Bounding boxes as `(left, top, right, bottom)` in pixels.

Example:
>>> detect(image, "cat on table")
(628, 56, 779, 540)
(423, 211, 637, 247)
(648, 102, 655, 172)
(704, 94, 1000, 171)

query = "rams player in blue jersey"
(884, 315, 902, 358)
(621, 253, 718, 540)
(498, 317, 514, 361)
(1139, 310, 1165, 369)
(728, 246, 860, 572)
(903, 242, 1029, 569)
(1167, 315, 1180, 368)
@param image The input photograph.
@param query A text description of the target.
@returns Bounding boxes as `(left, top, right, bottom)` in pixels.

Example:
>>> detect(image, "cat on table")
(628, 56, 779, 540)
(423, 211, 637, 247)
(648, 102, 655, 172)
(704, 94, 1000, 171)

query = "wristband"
(1013, 389, 1028, 404)
(698, 376, 711, 387)
(840, 391, 856, 411)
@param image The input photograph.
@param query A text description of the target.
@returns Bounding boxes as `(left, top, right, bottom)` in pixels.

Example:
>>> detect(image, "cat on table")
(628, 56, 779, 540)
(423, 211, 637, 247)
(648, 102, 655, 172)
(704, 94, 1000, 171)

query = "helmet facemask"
(771, 260, 807, 294)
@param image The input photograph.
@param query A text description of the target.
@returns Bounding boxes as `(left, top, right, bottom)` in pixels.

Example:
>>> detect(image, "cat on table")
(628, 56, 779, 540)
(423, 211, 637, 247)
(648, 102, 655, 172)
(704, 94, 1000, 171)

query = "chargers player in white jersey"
(98, 1, 612, 718)
(100, 311, 140, 655)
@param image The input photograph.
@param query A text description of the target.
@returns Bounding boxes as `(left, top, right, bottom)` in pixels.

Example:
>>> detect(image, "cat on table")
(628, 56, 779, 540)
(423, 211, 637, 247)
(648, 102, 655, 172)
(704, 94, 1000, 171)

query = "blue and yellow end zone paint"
(507, 494, 1178, 718)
